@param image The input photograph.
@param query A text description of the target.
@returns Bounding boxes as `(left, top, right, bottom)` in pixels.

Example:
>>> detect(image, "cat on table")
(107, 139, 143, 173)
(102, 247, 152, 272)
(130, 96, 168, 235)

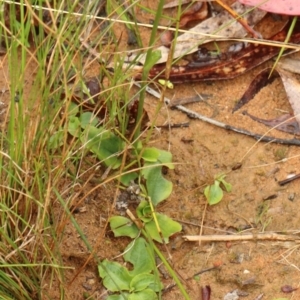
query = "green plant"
(54, 102, 125, 169)
(0, 0, 122, 298)
(109, 146, 181, 242)
(273, 146, 288, 161)
(0, 0, 188, 299)
(47, 89, 186, 297)
(204, 173, 232, 205)
(255, 202, 272, 231)
(100, 146, 188, 299)
(99, 237, 163, 300)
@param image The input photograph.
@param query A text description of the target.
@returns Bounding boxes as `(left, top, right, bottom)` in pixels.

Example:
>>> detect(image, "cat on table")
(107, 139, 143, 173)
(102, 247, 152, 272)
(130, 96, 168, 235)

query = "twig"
(183, 233, 300, 242)
(177, 105, 300, 146)
(135, 82, 300, 146)
(278, 173, 300, 186)
(192, 266, 219, 278)
(199, 202, 207, 247)
(170, 94, 211, 107)
(126, 209, 143, 229)
(156, 122, 190, 128)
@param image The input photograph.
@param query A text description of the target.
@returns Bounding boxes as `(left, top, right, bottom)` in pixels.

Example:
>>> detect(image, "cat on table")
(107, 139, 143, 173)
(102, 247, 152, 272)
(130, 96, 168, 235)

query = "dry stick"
(278, 173, 300, 186)
(156, 122, 190, 129)
(183, 233, 300, 242)
(134, 82, 300, 146)
(254, 294, 264, 300)
(177, 105, 300, 146)
(170, 94, 211, 107)
(198, 202, 207, 247)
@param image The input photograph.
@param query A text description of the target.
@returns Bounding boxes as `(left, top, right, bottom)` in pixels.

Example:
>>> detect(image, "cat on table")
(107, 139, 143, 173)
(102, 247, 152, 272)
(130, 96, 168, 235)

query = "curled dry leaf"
(277, 68, 300, 128)
(146, 22, 300, 83)
(232, 68, 278, 112)
(235, 66, 300, 135)
(129, 1, 266, 65)
(238, 0, 300, 15)
(201, 285, 211, 300)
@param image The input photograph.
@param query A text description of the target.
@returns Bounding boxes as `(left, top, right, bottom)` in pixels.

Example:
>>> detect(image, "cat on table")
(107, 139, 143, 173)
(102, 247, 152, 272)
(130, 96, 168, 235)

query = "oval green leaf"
(204, 181, 223, 205)
(98, 259, 133, 292)
(128, 289, 158, 300)
(146, 167, 172, 205)
(141, 148, 160, 162)
(109, 216, 139, 238)
(124, 238, 154, 276)
(130, 273, 157, 292)
(145, 213, 182, 243)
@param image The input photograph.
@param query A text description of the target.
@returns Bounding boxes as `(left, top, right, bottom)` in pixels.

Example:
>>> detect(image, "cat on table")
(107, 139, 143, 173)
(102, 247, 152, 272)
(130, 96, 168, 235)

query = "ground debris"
(224, 289, 239, 300)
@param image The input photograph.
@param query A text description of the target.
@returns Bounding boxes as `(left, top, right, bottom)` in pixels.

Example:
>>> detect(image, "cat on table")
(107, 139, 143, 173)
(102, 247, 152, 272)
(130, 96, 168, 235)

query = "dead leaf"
(243, 111, 300, 135)
(277, 67, 300, 126)
(147, 22, 300, 83)
(163, 0, 198, 9)
(277, 57, 300, 75)
(233, 68, 278, 112)
(235, 66, 300, 135)
(129, 1, 266, 65)
(238, 0, 300, 15)
(201, 285, 211, 300)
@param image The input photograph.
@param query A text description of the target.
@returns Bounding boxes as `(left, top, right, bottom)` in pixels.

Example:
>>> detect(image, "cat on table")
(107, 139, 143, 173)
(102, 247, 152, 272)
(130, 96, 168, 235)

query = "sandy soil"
(1, 1, 300, 299)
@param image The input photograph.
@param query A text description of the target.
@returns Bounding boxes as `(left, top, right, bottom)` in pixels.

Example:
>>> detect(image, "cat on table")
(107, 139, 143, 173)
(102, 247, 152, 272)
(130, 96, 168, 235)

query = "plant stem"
(141, 227, 190, 299)
(134, 0, 166, 143)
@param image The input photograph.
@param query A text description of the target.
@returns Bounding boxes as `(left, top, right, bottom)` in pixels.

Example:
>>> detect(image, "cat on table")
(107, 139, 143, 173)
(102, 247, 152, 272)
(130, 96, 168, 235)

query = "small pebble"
(87, 278, 95, 285)
(224, 290, 239, 300)
(82, 283, 92, 291)
(236, 290, 249, 297)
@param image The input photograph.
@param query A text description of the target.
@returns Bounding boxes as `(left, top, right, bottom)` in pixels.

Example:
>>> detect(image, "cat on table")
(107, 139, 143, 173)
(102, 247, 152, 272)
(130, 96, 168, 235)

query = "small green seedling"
(50, 103, 125, 169)
(204, 173, 232, 205)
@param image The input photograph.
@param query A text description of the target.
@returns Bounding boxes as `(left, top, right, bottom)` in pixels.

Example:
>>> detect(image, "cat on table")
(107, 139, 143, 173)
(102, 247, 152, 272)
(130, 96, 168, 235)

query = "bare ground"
(1, 2, 300, 299)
